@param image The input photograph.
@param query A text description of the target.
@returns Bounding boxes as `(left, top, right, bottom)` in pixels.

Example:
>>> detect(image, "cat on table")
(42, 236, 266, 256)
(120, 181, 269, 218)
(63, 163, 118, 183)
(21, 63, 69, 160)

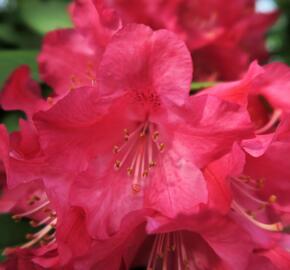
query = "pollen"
(268, 194, 277, 204)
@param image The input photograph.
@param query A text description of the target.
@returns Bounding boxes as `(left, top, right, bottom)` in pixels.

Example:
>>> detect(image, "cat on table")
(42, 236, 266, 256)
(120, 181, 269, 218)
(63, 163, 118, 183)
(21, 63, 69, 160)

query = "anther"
(114, 160, 121, 170)
(12, 215, 21, 222)
(159, 143, 165, 152)
(153, 131, 159, 141)
(127, 168, 133, 176)
(26, 233, 34, 240)
(113, 145, 119, 154)
(268, 195, 277, 204)
(47, 97, 53, 105)
(30, 220, 37, 227)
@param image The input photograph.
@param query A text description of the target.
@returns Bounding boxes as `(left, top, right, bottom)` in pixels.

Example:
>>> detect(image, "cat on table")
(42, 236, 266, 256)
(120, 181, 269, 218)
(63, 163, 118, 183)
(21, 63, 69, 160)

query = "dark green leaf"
(0, 214, 35, 249)
(0, 50, 38, 88)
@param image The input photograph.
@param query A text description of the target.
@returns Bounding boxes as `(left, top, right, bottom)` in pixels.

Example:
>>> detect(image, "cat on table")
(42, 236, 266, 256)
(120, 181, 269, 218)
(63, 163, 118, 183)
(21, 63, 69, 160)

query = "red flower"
(203, 61, 290, 156)
(34, 24, 252, 241)
(204, 116, 290, 249)
(38, 0, 121, 97)
(103, 0, 278, 80)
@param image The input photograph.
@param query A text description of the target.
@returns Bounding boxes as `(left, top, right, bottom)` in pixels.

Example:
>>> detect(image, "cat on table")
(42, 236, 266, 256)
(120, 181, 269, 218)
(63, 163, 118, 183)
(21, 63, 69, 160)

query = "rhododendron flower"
(38, 0, 121, 97)
(34, 23, 252, 241)
(0, 123, 60, 268)
(103, 0, 278, 80)
(202, 61, 290, 156)
(0, 181, 59, 269)
(0, 66, 50, 188)
(73, 211, 290, 270)
(204, 116, 290, 248)
(204, 61, 290, 128)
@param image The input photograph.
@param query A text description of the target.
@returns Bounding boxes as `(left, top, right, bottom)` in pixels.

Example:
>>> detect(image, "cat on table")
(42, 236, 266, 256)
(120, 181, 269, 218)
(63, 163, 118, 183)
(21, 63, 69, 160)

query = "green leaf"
(0, 50, 38, 88)
(0, 24, 20, 44)
(19, 0, 72, 35)
(0, 214, 35, 249)
(190, 81, 217, 93)
(0, 111, 25, 132)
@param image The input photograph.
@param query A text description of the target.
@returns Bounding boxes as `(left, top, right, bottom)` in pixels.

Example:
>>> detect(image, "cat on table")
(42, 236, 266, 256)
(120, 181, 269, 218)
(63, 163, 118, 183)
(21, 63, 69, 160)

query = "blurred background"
(0, 0, 290, 264)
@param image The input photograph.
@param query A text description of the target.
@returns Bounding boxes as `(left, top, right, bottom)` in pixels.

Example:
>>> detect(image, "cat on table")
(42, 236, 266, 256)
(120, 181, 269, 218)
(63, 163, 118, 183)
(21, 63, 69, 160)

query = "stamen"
(113, 122, 164, 194)
(21, 219, 57, 249)
(232, 201, 283, 232)
(256, 109, 282, 134)
(10, 194, 58, 252)
(146, 232, 189, 270)
(12, 201, 50, 220)
(231, 175, 282, 232)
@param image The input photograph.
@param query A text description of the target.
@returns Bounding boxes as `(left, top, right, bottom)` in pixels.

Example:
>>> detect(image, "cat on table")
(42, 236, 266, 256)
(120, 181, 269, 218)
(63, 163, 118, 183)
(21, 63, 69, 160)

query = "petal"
(39, 29, 100, 96)
(201, 61, 264, 106)
(255, 62, 290, 111)
(70, 0, 121, 39)
(0, 66, 47, 118)
(144, 144, 208, 217)
(204, 143, 245, 214)
(169, 94, 253, 168)
(69, 168, 145, 239)
(203, 218, 253, 270)
(98, 24, 193, 106)
(34, 87, 108, 173)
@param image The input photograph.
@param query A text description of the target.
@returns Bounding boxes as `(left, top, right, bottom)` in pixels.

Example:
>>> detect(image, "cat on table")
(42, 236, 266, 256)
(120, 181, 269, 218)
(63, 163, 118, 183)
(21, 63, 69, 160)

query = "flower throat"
(113, 122, 164, 193)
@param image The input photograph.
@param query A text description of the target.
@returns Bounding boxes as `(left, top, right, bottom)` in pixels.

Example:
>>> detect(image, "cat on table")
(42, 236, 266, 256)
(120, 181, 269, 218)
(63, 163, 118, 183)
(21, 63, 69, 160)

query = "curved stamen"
(231, 174, 282, 232)
(232, 201, 283, 232)
(256, 109, 282, 134)
(232, 181, 269, 206)
(21, 219, 57, 249)
(12, 201, 50, 220)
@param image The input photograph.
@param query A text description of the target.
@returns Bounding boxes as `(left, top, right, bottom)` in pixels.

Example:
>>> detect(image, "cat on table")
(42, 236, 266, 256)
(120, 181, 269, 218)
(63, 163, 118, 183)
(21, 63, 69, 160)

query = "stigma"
(113, 122, 164, 193)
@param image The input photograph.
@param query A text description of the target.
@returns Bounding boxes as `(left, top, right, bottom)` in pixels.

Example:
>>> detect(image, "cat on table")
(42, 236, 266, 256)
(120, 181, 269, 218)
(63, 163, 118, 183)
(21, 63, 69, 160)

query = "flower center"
(113, 122, 164, 193)
(231, 175, 282, 232)
(147, 232, 190, 270)
(10, 193, 57, 251)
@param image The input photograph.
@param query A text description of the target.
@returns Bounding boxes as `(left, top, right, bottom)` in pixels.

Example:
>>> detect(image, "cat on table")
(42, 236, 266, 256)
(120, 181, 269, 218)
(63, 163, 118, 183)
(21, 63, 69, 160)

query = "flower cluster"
(0, 0, 290, 269)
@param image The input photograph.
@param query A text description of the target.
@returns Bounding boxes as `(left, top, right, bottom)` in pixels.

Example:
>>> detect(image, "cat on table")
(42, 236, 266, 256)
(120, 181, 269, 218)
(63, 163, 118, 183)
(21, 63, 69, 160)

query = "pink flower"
(0, 66, 48, 120)
(76, 210, 255, 270)
(103, 0, 278, 80)
(203, 61, 290, 156)
(204, 116, 290, 249)
(34, 24, 252, 240)
(0, 66, 49, 188)
(38, 0, 121, 97)
(0, 178, 60, 268)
